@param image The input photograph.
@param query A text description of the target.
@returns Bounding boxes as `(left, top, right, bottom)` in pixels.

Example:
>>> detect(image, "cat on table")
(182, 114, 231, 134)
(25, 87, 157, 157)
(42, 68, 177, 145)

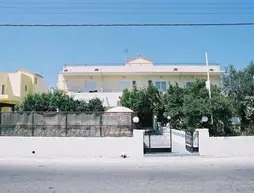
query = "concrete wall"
(20, 73, 33, 100)
(34, 76, 48, 93)
(197, 129, 254, 157)
(0, 130, 144, 159)
(0, 72, 8, 94)
(8, 72, 21, 97)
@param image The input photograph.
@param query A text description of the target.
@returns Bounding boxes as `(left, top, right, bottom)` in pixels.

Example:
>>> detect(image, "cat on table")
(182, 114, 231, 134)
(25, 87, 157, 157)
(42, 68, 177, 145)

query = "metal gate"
(185, 131, 199, 153)
(144, 130, 172, 154)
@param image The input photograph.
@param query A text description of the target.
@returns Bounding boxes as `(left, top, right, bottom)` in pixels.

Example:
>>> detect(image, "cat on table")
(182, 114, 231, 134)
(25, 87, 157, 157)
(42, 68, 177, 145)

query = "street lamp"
(132, 116, 139, 129)
(167, 116, 171, 121)
(201, 116, 208, 123)
(201, 116, 208, 128)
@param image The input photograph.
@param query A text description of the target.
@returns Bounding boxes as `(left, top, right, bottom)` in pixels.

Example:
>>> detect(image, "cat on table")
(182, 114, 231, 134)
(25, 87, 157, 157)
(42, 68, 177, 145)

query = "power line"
(1, 1, 253, 15)
(1, 23, 254, 27)
(0, 1, 253, 4)
(3, 12, 254, 15)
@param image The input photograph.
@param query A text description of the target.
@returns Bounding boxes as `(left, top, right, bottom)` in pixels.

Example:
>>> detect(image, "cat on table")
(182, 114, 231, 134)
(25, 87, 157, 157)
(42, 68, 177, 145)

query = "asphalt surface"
(0, 157, 254, 193)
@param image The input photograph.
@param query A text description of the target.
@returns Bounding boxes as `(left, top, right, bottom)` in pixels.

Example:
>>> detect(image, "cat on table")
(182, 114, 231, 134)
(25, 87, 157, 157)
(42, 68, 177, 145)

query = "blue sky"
(0, 0, 254, 86)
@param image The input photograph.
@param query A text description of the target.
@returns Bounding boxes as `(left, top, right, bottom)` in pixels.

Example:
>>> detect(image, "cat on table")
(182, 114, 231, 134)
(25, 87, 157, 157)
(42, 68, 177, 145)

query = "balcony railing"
(0, 94, 8, 99)
(66, 88, 124, 93)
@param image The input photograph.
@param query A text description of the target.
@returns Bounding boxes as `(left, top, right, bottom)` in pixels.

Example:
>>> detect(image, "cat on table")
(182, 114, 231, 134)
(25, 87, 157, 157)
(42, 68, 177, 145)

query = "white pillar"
(196, 129, 209, 156)
(132, 130, 145, 159)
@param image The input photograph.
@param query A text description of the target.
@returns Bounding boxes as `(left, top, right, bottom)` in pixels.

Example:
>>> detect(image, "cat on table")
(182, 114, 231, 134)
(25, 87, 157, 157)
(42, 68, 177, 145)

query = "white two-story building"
(57, 56, 223, 107)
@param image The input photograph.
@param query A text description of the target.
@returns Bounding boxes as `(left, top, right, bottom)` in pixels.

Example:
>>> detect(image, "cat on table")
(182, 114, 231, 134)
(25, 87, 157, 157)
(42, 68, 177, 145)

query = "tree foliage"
(120, 85, 165, 126)
(15, 90, 104, 113)
(120, 80, 233, 135)
(223, 61, 254, 125)
(163, 79, 233, 135)
(164, 83, 185, 129)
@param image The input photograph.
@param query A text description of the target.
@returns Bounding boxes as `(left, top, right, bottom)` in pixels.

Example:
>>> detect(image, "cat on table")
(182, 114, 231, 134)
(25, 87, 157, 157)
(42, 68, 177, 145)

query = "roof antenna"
(124, 49, 129, 63)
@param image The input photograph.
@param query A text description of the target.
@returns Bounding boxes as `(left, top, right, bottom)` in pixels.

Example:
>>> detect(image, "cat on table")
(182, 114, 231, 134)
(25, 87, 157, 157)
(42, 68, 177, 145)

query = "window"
(119, 80, 130, 90)
(148, 80, 153, 86)
(186, 82, 192, 88)
(35, 77, 37, 84)
(155, 81, 166, 91)
(85, 80, 96, 92)
(1, 85, 5, 94)
(132, 80, 137, 88)
(25, 85, 28, 92)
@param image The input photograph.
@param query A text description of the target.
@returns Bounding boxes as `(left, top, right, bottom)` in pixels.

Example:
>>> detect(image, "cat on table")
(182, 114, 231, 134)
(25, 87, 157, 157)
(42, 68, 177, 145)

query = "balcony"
(0, 94, 20, 104)
(0, 94, 9, 100)
(67, 91, 123, 107)
(67, 88, 123, 93)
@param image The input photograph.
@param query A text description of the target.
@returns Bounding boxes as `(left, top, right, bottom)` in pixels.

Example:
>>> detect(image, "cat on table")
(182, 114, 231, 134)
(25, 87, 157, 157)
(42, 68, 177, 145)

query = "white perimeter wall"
(198, 129, 254, 157)
(0, 130, 144, 159)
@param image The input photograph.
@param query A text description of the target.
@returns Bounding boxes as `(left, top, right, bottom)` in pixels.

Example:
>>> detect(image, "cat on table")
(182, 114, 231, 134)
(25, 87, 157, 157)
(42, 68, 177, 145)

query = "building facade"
(58, 56, 223, 107)
(0, 69, 48, 112)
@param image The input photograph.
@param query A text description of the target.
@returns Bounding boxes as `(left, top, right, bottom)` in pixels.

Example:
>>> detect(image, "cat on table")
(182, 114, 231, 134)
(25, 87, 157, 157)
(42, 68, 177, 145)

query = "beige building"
(58, 56, 223, 107)
(0, 69, 48, 112)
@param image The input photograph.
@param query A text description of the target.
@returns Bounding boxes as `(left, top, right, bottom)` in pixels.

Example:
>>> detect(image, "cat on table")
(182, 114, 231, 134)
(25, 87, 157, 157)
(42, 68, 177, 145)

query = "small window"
(1, 85, 5, 94)
(35, 77, 37, 84)
(155, 81, 166, 91)
(209, 69, 214, 72)
(174, 68, 178, 71)
(148, 80, 153, 85)
(186, 82, 192, 87)
(25, 85, 28, 92)
(95, 68, 99, 71)
(132, 80, 137, 88)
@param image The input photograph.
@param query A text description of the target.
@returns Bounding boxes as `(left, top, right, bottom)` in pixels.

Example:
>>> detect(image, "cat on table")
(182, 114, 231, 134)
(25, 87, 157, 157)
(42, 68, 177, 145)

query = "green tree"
(15, 90, 104, 113)
(164, 79, 233, 135)
(183, 80, 233, 135)
(164, 83, 185, 129)
(223, 61, 254, 125)
(120, 85, 164, 126)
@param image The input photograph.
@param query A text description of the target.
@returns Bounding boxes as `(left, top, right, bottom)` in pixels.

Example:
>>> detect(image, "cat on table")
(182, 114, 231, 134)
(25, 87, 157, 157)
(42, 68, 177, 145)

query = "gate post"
(99, 114, 102, 137)
(31, 111, 34, 136)
(0, 111, 2, 135)
(170, 128, 172, 152)
(149, 133, 151, 153)
(65, 113, 68, 137)
(191, 133, 194, 152)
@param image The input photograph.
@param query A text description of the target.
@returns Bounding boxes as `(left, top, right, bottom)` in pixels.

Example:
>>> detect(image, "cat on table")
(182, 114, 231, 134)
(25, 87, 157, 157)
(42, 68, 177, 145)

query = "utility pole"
(205, 52, 213, 125)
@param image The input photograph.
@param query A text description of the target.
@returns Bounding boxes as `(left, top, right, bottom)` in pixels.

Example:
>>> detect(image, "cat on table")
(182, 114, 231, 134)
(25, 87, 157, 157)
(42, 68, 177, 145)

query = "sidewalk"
(1, 155, 254, 167)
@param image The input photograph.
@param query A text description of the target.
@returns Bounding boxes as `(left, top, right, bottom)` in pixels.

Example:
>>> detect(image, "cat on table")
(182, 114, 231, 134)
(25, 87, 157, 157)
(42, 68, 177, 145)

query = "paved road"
(0, 157, 254, 193)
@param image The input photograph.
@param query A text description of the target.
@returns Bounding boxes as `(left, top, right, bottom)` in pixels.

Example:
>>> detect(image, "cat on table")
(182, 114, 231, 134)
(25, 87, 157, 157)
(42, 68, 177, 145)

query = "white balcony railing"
(67, 92, 123, 107)
(0, 94, 8, 99)
(66, 88, 124, 93)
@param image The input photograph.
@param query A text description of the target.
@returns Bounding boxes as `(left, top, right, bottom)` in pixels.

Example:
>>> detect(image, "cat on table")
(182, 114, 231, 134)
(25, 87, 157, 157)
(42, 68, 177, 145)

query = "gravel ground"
(0, 156, 254, 193)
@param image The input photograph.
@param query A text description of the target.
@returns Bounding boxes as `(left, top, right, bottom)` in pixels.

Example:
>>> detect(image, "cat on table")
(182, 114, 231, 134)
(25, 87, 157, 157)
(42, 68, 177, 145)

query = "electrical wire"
(1, 23, 254, 27)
